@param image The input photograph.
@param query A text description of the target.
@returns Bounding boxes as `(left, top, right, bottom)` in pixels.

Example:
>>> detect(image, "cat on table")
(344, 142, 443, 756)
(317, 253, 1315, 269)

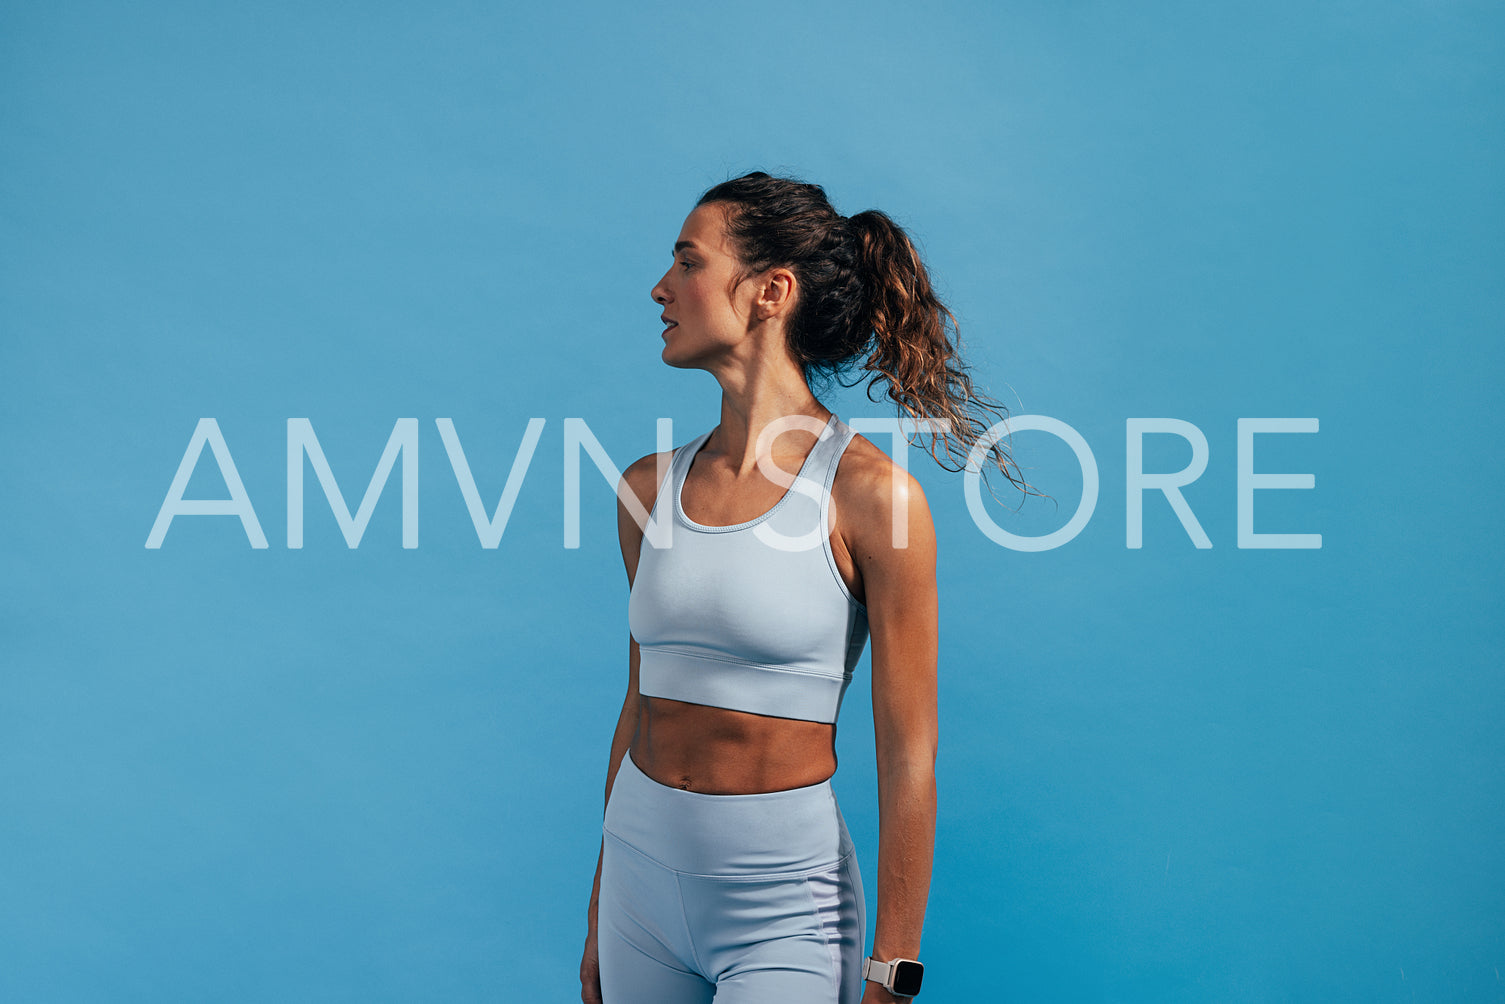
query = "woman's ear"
(753, 267, 797, 321)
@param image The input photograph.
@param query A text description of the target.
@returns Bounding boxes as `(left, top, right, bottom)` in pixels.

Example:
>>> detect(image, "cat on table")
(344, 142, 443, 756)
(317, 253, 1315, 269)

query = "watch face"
(892, 959, 924, 996)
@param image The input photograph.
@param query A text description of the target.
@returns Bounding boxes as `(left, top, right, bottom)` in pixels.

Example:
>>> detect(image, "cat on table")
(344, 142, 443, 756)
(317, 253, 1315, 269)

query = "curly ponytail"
(698, 171, 1036, 498)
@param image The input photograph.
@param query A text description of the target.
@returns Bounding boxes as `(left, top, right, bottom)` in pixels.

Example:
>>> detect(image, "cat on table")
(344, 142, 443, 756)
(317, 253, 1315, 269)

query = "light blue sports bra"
(628, 413, 870, 724)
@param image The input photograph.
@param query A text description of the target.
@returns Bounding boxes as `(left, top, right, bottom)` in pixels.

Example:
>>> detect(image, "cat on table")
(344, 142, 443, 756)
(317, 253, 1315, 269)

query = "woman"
(580, 172, 1025, 1003)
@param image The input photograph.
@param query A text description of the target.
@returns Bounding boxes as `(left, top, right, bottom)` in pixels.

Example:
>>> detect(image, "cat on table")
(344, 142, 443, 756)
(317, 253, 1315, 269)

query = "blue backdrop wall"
(3, 2, 1502, 1001)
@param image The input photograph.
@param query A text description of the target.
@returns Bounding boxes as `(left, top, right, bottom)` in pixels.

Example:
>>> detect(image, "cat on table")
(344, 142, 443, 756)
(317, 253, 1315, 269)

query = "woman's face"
(650, 203, 755, 369)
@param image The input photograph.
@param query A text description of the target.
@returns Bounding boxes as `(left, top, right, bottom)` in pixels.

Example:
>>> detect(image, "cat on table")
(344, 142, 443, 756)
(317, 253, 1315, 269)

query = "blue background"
(3, 2, 1502, 1000)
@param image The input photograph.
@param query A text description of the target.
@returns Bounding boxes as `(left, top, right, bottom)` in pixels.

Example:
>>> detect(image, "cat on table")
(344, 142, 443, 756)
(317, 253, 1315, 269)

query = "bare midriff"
(631, 695, 838, 794)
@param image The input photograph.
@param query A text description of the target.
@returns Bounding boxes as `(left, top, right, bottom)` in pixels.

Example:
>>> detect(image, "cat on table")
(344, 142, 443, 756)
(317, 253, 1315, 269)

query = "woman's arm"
(845, 460, 939, 1002)
(580, 453, 669, 1004)
(580, 633, 641, 1002)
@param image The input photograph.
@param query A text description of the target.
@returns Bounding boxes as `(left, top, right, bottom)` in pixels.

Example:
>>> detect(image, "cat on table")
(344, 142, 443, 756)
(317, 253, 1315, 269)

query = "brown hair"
(697, 171, 1036, 498)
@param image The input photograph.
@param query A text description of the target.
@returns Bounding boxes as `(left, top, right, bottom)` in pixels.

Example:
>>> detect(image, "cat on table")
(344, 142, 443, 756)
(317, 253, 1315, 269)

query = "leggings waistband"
(604, 750, 853, 877)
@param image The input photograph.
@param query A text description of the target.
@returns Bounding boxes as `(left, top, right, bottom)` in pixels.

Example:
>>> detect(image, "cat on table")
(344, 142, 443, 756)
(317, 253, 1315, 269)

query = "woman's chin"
(660, 342, 701, 370)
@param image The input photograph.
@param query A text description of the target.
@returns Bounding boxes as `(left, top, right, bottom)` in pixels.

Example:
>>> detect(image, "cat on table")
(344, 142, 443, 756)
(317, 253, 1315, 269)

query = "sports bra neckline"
(674, 412, 839, 534)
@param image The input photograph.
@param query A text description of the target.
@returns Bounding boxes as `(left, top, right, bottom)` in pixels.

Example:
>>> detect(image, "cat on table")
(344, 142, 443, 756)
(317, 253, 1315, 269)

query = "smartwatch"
(862, 955, 924, 997)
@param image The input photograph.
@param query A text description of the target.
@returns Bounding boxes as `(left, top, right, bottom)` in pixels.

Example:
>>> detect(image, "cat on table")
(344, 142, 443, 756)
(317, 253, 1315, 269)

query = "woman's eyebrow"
(673, 240, 698, 255)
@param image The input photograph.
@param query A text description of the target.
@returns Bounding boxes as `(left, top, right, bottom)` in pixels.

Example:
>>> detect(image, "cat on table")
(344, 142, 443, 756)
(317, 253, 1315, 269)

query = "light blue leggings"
(598, 750, 866, 1004)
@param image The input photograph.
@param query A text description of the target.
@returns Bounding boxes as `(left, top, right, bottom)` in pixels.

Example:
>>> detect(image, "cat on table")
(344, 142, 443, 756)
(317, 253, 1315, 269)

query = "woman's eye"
(679, 260, 694, 271)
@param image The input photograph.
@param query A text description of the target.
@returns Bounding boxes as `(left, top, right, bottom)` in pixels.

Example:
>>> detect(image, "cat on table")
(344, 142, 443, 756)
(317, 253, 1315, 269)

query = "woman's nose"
(651, 271, 670, 304)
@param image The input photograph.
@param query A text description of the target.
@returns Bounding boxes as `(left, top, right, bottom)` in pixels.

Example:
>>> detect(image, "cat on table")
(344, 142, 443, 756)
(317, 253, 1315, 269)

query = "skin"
(580, 203, 939, 1004)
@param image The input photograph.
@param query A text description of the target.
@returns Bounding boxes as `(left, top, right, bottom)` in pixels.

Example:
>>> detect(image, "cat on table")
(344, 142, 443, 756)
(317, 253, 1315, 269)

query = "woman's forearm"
(589, 726, 634, 918)
(868, 755, 937, 962)
(591, 643, 642, 921)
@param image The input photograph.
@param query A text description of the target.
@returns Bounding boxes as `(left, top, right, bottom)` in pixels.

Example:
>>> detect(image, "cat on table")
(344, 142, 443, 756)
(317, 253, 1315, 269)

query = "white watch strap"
(862, 956, 895, 987)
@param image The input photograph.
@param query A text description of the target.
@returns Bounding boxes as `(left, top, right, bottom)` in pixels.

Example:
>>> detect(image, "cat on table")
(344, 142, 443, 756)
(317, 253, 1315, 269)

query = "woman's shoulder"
(832, 431, 934, 533)
(619, 449, 676, 518)
(830, 431, 938, 588)
(616, 449, 677, 571)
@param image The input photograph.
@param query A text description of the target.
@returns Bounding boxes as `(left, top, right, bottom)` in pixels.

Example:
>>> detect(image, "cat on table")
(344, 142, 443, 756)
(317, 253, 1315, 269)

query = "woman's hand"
(579, 917, 602, 1004)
